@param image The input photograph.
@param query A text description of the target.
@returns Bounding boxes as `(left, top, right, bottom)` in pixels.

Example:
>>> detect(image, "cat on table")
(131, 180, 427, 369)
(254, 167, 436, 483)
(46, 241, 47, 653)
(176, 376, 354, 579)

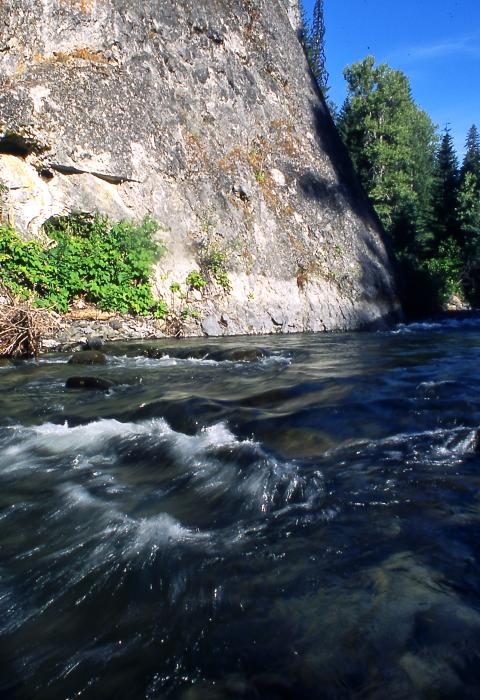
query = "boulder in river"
(83, 337, 103, 351)
(65, 377, 115, 391)
(68, 351, 107, 365)
(220, 348, 267, 362)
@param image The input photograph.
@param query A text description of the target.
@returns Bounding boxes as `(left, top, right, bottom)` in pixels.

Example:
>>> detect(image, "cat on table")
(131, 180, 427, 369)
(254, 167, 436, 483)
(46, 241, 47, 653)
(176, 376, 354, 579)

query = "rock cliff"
(0, 0, 401, 335)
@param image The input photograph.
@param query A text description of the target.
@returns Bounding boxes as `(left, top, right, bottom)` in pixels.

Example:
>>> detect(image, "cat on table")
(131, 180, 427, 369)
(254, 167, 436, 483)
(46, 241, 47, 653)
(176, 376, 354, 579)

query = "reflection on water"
(1, 319, 480, 699)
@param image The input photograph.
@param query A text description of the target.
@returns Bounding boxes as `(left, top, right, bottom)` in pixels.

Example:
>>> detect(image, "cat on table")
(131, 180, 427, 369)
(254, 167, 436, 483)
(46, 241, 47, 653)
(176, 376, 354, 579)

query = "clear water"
(1, 318, 480, 699)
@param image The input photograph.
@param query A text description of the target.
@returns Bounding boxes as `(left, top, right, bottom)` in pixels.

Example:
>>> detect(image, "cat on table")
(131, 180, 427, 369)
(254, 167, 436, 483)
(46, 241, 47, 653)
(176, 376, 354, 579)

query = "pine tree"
(307, 0, 329, 92)
(461, 124, 480, 182)
(338, 56, 437, 255)
(430, 128, 460, 248)
(459, 125, 480, 300)
(337, 57, 476, 310)
(457, 171, 480, 302)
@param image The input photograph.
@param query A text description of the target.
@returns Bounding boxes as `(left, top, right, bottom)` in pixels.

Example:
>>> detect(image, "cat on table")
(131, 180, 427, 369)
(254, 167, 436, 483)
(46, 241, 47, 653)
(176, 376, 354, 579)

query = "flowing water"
(1, 318, 480, 699)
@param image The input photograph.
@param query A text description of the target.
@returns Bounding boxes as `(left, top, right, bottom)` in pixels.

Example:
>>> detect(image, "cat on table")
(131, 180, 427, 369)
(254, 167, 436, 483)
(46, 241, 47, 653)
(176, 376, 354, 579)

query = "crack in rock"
(50, 163, 141, 185)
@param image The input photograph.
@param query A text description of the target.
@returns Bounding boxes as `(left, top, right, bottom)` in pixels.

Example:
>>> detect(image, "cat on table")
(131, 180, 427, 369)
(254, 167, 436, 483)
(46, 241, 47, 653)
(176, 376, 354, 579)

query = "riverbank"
(41, 311, 168, 353)
(40, 307, 480, 353)
(2, 286, 476, 358)
(0, 292, 196, 355)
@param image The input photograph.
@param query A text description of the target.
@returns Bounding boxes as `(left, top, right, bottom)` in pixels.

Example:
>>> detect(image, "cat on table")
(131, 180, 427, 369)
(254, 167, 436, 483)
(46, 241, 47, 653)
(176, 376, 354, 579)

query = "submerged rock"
(68, 351, 107, 365)
(219, 348, 266, 362)
(65, 376, 115, 391)
(83, 336, 103, 351)
(143, 347, 168, 360)
(143, 346, 208, 360)
(142, 345, 266, 362)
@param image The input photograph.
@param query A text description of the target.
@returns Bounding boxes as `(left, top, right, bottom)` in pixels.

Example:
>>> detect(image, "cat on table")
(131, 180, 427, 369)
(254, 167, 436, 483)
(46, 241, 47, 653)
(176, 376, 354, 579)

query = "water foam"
(129, 512, 208, 550)
(1, 417, 324, 528)
(391, 316, 480, 335)
(110, 352, 291, 369)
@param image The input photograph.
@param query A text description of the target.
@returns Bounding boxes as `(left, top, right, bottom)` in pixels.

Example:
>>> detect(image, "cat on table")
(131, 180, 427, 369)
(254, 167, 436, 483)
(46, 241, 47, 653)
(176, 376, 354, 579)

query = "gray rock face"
(280, 0, 302, 32)
(0, 0, 401, 335)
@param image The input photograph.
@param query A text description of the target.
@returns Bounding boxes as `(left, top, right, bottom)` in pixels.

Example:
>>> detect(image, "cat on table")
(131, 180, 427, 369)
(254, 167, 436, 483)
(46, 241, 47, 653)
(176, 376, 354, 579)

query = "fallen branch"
(163, 312, 186, 338)
(0, 286, 60, 357)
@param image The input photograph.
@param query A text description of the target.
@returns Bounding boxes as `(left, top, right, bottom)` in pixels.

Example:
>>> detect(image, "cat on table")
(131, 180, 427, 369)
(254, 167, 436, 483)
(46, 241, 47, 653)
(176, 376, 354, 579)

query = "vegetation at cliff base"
(0, 214, 166, 316)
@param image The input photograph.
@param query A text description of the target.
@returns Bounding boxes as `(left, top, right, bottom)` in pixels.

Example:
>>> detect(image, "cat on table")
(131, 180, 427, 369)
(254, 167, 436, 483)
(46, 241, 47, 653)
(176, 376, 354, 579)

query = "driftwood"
(163, 312, 186, 338)
(0, 286, 60, 358)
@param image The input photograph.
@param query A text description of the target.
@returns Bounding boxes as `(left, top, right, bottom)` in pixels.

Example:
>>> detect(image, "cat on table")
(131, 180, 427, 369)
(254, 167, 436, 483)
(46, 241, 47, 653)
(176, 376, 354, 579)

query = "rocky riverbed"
(41, 314, 168, 353)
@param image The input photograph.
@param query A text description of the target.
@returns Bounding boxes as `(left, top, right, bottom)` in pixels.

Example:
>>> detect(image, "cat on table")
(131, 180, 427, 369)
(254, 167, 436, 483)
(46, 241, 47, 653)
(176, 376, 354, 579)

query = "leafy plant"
(0, 226, 50, 301)
(179, 306, 203, 321)
(424, 238, 464, 302)
(152, 300, 169, 318)
(204, 248, 231, 290)
(0, 214, 166, 315)
(186, 269, 206, 291)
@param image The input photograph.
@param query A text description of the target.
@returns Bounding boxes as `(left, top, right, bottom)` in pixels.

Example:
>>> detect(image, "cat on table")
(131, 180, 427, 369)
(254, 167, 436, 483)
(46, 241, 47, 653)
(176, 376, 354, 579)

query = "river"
(1, 317, 480, 699)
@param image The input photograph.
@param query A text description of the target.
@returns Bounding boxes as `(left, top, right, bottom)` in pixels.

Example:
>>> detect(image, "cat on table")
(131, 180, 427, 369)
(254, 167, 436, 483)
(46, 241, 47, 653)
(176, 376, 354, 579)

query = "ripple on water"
(1, 327, 480, 699)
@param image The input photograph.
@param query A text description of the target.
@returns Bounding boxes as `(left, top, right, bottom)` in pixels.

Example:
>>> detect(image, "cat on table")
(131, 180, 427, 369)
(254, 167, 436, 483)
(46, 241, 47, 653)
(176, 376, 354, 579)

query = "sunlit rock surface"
(0, 0, 401, 334)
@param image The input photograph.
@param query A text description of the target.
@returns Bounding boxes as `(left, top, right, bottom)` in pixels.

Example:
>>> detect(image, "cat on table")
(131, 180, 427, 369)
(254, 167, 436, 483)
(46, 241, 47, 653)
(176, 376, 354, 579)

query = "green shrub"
(179, 306, 202, 321)
(186, 269, 206, 291)
(204, 248, 231, 290)
(424, 238, 463, 302)
(0, 226, 51, 300)
(398, 241, 464, 318)
(152, 300, 169, 319)
(0, 214, 166, 315)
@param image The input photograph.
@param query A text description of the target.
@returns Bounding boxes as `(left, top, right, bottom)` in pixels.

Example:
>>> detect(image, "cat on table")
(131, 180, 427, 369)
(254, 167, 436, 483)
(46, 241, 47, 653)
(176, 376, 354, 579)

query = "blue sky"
(302, 0, 480, 157)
